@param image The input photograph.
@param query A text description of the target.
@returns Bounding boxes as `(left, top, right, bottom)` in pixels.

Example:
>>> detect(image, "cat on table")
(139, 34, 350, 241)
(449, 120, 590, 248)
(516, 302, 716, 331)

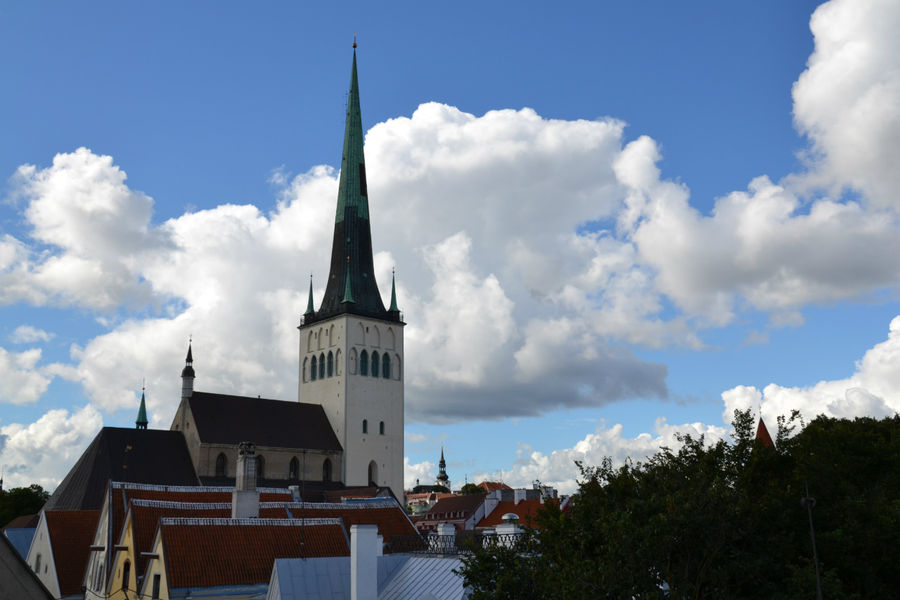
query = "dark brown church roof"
(187, 392, 342, 451)
(43, 428, 200, 511)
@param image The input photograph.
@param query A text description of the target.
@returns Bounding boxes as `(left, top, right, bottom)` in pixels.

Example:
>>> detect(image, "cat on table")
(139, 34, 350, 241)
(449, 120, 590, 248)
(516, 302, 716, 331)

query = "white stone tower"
(298, 45, 405, 498)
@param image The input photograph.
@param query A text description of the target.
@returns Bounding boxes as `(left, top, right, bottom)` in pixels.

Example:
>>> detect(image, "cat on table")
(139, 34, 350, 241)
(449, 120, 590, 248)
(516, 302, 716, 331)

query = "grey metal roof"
(187, 392, 342, 452)
(0, 530, 55, 600)
(268, 555, 468, 600)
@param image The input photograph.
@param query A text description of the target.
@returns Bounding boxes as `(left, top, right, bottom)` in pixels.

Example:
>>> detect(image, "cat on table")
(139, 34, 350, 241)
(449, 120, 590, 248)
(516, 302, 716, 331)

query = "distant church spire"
(181, 339, 195, 399)
(306, 44, 400, 325)
(389, 268, 400, 313)
(136, 385, 148, 429)
(305, 274, 315, 316)
(436, 447, 450, 489)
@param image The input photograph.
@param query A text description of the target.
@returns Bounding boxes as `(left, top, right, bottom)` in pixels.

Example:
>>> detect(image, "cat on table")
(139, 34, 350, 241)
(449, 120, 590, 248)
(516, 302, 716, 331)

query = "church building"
(171, 44, 404, 498)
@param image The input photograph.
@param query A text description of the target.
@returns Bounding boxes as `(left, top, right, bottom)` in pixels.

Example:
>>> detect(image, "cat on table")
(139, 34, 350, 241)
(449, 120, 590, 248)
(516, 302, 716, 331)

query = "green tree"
(0, 483, 50, 527)
(460, 483, 483, 495)
(459, 412, 900, 599)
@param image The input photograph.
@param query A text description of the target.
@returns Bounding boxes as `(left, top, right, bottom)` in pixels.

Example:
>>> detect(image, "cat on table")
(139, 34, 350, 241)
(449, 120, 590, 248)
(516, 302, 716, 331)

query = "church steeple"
(307, 45, 399, 324)
(305, 275, 315, 316)
(136, 387, 148, 429)
(436, 447, 450, 489)
(181, 340, 195, 399)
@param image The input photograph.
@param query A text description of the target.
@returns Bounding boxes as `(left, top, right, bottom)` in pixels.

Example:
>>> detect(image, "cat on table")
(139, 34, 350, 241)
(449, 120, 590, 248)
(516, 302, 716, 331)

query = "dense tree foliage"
(0, 483, 50, 527)
(460, 483, 484, 495)
(459, 412, 900, 599)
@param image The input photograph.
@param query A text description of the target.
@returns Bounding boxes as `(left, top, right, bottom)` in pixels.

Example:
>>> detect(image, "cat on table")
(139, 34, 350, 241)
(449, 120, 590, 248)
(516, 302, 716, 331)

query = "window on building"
(34, 553, 41, 574)
(311, 355, 318, 381)
(289, 457, 299, 480)
(360, 350, 368, 376)
(362, 419, 368, 434)
(323, 458, 332, 482)
(327, 351, 334, 377)
(319, 353, 325, 379)
(122, 560, 131, 591)
(379, 421, 385, 435)
(215, 453, 227, 477)
(368, 460, 378, 486)
(382, 353, 390, 378)
(371, 351, 379, 379)
(152, 574, 161, 599)
(256, 455, 265, 479)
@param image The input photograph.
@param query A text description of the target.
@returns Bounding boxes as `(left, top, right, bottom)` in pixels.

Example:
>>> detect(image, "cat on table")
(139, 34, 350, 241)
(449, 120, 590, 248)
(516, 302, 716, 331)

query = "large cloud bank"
(1, 0, 899, 491)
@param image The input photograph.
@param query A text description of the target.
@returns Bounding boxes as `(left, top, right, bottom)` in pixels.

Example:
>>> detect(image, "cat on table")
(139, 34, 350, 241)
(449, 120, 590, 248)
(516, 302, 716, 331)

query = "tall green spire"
(305, 275, 315, 315)
(389, 268, 399, 312)
(136, 388, 148, 430)
(310, 43, 400, 324)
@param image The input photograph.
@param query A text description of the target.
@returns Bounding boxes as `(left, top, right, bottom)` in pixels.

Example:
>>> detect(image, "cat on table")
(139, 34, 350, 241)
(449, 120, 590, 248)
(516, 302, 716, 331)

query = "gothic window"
(327, 351, 334, 377)
(356, 322, 365, 344)
(302, 357, 309, 383)
(122, 560, 131, 591)
(386, 328, 395, 350)
(394, 354, 402, 380)
(368, 460, 378, 486)
(307, 331, 315, 351)
(362, 419, 368, 434)
(379, 421, 385, 435)
(329, 324, 335, 346)
(215, 453, 227, 477)
(360, 350, 369, 376)
(317, 327, 324, 350)
(371, 325, 380, 347)
(311, 355, 318, 381)
(256, 455, 265, 479)
(349, 348, 357, 374)
(371, 351, 379, 378)
(382, 353, 390, 379)
(336, 349, 343, 376)
(289, 457, 299, 480)
(322, 458, 332, 482)
(319, 353, 325, 379)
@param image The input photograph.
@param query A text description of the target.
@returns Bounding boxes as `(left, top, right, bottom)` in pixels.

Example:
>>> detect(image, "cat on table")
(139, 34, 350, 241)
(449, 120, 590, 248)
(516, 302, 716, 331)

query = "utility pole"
(801, 483, 824, 600)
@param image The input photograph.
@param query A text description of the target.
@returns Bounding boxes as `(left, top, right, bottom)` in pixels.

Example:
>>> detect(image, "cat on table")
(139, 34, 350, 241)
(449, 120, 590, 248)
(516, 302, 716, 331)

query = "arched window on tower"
(215, 453, 227, 477)
(319, 353, 325, 380)
(289, 457, 299, 480)
(379, 421, 385, 435)
(362, 419, 368, 434)
(302, 357, 309, 383)
(394, 354, 402, 380)
(382, 353, 391, 379)
(310, 355, 318, 381)
(327, 351, 334, 377)
(371, 351, 379, 378)
(360, 350, 369, 376)
(322, 458, 332, 482)
(368, 460, 378, 486)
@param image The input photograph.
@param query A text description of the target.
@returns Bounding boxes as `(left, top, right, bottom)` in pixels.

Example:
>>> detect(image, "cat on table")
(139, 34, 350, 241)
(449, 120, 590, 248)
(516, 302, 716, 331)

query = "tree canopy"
(459, 412, 900, 599)
(0, 483, 50, 528)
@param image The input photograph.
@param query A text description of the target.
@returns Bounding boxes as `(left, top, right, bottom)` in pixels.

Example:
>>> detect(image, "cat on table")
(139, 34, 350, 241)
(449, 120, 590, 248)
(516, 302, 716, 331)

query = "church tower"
(299, 45, 405, 498)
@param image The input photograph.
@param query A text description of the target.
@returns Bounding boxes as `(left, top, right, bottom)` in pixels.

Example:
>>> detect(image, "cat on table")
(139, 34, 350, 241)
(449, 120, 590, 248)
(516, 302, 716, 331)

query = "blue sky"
(2, 0, 899, 493)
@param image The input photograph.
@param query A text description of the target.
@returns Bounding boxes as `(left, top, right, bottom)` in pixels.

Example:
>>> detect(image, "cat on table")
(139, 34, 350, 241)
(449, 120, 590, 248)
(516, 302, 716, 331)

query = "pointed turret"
(755, 417, 775, 448)
(181, 341, 195, 399)
(136, 388, 148, 429)
(305, 45, 399, 325)
(305, 275, 315, 316)
(388, 269, 400, 313)
(436, 447, 450, 489)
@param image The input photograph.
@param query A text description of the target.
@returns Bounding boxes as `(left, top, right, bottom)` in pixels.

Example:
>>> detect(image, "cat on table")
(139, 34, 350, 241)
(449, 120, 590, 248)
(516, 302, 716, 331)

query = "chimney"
(351, 525, 378, 600)
(232, 442, 260, 519)
(288, 485, 301, 502)
(514, 488, 527, 505)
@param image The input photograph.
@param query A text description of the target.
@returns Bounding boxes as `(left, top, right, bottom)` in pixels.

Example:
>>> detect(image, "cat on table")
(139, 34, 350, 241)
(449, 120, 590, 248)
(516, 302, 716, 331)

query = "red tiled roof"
(267, 502, 416, 543)
(44, 510, 100, 595)
(108, 483, 291, 548)
(2, 513, 40, 530)
(478, 481, 511, 492)
(161, 518, 349, 588)
(424, 494, 485, 520)
(477, 500, 549, 530)
(129, 500, 232, 579)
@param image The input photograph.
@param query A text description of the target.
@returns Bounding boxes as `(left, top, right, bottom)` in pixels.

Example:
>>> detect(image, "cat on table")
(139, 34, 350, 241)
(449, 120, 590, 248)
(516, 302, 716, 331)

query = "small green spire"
(305, 274, 315, 315)
(342, 262, 356, 304)
(389, 268, 399, 312)
(136, 387, 148, 430)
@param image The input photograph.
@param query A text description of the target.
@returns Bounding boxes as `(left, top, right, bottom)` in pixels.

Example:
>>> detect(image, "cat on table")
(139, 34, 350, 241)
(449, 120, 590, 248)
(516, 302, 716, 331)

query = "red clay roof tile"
(44, 510, 100, 595)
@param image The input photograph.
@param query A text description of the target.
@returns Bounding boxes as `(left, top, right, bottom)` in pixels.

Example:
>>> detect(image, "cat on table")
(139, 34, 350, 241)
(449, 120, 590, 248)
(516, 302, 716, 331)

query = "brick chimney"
(232, 442, 259, 519)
